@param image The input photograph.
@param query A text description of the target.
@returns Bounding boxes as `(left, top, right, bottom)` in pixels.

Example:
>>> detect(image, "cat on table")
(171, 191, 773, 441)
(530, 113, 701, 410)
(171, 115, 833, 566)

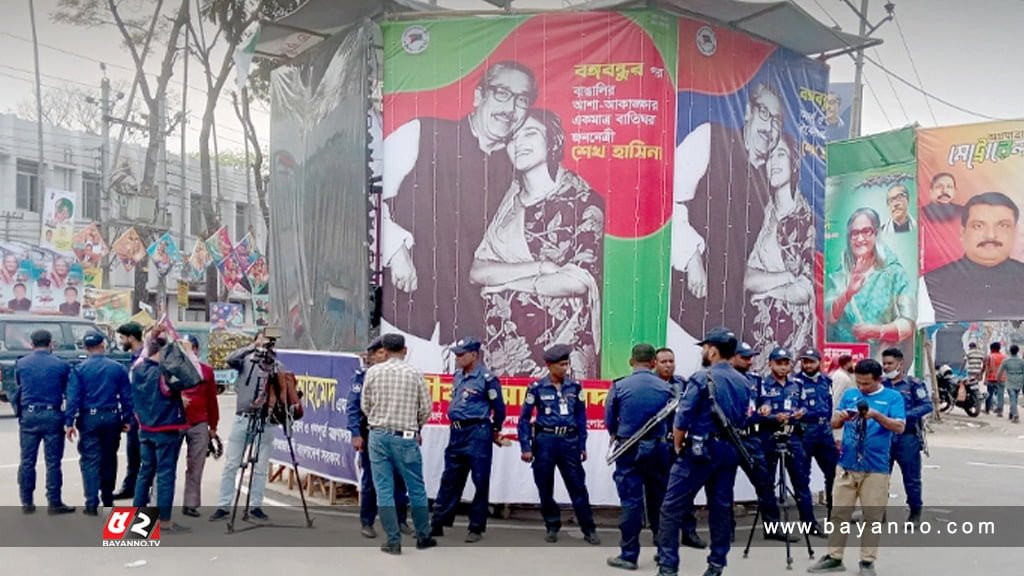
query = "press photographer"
(209, 328, 286, 522)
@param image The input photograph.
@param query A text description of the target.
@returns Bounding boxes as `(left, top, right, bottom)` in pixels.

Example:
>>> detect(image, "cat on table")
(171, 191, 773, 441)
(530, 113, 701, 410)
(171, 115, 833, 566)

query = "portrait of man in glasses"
(380, 61, 538, 372)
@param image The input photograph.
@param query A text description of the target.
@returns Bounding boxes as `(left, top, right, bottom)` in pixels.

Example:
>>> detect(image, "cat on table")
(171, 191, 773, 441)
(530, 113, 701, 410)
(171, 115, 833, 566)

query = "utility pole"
(28, 0, 46, 230)
(100, 66, 112, 288)
(842, 0, 895, 138)
(179, 24, 189, 322)
(156, 97, 169, 318)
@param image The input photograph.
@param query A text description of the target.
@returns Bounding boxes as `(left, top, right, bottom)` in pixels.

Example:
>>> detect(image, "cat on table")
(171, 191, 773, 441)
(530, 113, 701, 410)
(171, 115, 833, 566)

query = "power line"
(871, 49, 910, 125)
(893, 12, 938, 126)
(862, 69, 895, 130)
(807, 0, 842, 28)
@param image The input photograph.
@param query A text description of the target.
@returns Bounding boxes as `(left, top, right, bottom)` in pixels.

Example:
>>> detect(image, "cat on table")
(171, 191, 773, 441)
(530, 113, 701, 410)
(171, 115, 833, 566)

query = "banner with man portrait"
(917, 121, 1024, 323)
(669, 20, 828, 375)
(825, 127, 918, 361)
(381, 12, 677, 379)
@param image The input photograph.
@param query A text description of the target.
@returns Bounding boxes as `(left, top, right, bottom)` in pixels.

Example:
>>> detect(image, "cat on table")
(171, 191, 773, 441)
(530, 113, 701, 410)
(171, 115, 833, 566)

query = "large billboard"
(918, 121, 1024, 323)
(825, 127, 918, 361)
(668, 20, 828, 374)
(381, 12, 677, 379)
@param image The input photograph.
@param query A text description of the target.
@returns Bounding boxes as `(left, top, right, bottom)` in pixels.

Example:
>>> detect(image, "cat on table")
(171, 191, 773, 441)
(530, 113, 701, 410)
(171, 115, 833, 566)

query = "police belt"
(25, 404, 59, 412)
(736, 423, 761, 437)
(83, 406, 120, 416)
(537, 425, 578, 437)
(450, 418, 489, 430)
(803, 416, 830, 426)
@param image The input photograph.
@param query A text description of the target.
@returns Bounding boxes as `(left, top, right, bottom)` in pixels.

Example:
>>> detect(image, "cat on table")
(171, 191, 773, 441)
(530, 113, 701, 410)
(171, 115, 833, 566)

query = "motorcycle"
(936, 364, 983, 417)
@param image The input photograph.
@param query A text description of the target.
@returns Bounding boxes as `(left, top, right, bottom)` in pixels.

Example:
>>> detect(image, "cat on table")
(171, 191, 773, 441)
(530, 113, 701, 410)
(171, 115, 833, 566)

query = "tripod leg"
(285, 428, 314, 527)
(228, 417, 258, 531)
(778, 451, 793, 570)
(743, 503, 761, 557)
(243, 424, 263, 518)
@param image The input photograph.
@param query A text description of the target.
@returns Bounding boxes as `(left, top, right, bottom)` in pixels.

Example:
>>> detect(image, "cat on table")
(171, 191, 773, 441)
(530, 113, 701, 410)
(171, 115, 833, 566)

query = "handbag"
(160, 340, 203, 391)
(268, 370, 304, 423)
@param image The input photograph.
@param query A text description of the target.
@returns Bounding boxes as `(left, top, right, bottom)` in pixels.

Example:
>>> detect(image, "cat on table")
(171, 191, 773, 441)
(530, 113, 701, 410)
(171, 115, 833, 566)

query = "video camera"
(252, 326, 283, 368)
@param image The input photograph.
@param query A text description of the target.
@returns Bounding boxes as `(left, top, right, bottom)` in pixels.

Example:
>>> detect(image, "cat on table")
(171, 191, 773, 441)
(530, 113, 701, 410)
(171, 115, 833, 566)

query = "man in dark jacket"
(113, 322, 144, 500)
(181, 335, 219, 517)
(131, 330, 192, 533)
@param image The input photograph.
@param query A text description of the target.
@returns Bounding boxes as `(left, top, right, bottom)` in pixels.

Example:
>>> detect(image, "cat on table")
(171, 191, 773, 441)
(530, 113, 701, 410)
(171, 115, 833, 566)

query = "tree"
(17, 81, 163, 143)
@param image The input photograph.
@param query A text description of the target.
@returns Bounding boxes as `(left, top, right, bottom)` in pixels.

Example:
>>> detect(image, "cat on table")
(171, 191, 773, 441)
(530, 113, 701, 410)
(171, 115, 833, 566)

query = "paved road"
(2, 400, 1023, 575)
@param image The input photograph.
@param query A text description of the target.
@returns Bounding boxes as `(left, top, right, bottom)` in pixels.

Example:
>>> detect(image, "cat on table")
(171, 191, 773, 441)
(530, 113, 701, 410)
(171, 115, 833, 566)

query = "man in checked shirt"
(362, 333, 437, 555)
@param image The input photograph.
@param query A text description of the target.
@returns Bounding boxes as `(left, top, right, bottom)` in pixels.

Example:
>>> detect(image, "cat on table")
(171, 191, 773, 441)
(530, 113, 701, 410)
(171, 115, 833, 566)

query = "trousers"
(119, 418, 140, 493)
(77, 411, 122, 508)
(826, 468, 889, 563)
(431, 423, 493, 533)
(134, 430, 185, 522)
(888, 432, 923, 512)
(531, 432, 596, 534)
(217, 414, 274, 509)
(18, 409, 66, 506)
(359, 446, 408, 527)
(183, 423, 210, 508)
(611, 438, 673, 564)
(367, 429, 431, 546)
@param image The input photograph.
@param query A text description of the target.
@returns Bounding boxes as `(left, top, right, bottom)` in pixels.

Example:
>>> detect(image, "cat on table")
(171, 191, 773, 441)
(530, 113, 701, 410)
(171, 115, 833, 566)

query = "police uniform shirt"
(346, 369, 368, 438)
(836, 386, 906, 473)
(518, 376, 588, 452)
(64, 354, 133, 427)
(758, 374, 803, 422)
(797, 372, 834, 425)
(675, 362, 752, 436)
(882, 376, 933, 434)
(605, 369, 673, 438)
(449, 363, 506, 430)
(14, 350, 71, 409)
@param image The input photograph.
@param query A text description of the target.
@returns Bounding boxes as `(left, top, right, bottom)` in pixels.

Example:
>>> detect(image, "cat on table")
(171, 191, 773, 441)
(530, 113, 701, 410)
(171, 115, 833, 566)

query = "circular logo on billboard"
(402, 25, 430, 55)
(696, 26, 717, 57)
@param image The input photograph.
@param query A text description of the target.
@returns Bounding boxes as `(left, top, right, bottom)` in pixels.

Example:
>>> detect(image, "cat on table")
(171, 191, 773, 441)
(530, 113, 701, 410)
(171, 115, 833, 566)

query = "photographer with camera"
(209, 329, 283, 522)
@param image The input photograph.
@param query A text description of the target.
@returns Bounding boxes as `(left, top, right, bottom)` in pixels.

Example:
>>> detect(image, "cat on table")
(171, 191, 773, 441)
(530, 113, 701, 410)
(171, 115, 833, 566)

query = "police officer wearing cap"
(757, 347, 823, 536)
(796, 348, 839, 518)
(430, 337, 506, 543)
(64, 331, 132, 516)
(881, 347, 932, 524)
(606, 343, 675, 571)
(347, 337, 410, 538)
(730, 342, 790, 541)
(519, 344, 600, 545)
(655, 327, 753, 576)
(11, 329, 75, 514)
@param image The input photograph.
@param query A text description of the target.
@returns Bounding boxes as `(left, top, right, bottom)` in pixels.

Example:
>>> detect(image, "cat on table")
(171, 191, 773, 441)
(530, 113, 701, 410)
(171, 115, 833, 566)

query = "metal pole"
(157, 98, 168, 317)
(179, 20, 189, 322)
(100, 68, 113, 288)
(850, 0, 870, 139)
(28, 0, 46, 231)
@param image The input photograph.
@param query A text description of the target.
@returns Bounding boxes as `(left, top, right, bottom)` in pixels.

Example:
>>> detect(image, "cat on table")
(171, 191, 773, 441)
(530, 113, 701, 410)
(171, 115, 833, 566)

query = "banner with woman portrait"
(824, 127, 918, 361)
(381, 12, 677, 379)
(669, 20, 828, 375)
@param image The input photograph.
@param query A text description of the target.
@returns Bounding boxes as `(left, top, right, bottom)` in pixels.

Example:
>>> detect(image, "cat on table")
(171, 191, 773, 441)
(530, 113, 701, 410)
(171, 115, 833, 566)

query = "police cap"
(769, 347, 793, 362)
(366, 337, 384, 353)
(543, 344, 572, 364)
(451, 337, 482, 355)
(697, 326, 737, 347)
(82, 331, 106, 348)
(799, 348, 821, 361)
(736, 342, 759, 358)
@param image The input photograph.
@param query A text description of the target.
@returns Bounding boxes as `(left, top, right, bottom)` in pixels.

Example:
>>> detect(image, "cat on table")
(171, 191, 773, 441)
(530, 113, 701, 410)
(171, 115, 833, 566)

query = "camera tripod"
(742, 431, 815, 570)
(226, 408, 314, 534)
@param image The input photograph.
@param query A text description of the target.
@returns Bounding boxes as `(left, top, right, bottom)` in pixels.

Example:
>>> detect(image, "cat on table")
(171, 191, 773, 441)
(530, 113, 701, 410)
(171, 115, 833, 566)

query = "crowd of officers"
(349, 327, 932, 576)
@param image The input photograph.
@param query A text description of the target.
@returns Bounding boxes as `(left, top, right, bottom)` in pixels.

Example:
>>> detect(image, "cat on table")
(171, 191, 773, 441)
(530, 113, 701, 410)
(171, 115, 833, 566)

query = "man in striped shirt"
(962, 342, 986, 383)
(362, 333, 436, 554)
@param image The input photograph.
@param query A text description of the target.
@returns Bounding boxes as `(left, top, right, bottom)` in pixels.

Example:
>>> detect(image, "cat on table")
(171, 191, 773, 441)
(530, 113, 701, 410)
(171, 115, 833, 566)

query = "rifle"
(705, 371, 755, 471)
(606, 395, 680, 465)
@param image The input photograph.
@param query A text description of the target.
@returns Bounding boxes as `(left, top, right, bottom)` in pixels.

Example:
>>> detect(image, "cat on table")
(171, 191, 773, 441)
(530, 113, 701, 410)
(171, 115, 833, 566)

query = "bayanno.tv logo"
(102, 507, 161, 547)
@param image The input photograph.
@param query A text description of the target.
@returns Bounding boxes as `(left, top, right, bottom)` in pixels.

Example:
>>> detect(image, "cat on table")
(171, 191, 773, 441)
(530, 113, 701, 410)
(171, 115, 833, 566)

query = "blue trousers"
(801, 424, 839, 511)
(612, 438, 673, 564)
(18, 409, 66, 506)
(431, 424, 493, 533)
(367, 430, 431, 546)
(359, 446, 408, 527)
(134, 430, 184, 522)
(761, 432, 817, 524)
(889, 432, 923, 511)
(986, 382, 1004, 413)
(656, 438, 740, 570)
(120, 418, 140, 492)
(531, 432, 596, 534)
(77, 412, 123, 508)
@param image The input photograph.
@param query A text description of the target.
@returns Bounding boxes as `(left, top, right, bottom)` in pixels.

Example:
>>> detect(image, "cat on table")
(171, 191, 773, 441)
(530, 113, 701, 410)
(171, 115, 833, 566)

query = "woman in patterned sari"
(826, 207, 916, 358)
(470, 109, 605, 378)
(744, 133, 814, 371)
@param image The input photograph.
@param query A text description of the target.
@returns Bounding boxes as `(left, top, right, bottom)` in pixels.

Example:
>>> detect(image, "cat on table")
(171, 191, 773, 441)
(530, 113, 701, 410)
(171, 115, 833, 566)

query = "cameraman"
(209, 330, 282, 522)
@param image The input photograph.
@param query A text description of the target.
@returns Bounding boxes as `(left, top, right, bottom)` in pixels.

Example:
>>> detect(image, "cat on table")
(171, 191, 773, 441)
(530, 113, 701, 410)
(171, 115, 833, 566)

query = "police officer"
(796, 348, 839, 518)
(757, 347, 823, 535)
(881, 347, 933, 523)
(64, 331, 132, 516)
(519, 344, 600, 545)
(11, 329, 75, 514)
(730, 342, 791, 542)
(606, 343, 675, 571)
(655, 327, 753, 576)
(347, 337, 410, 538)
(655, 347, 708, 550)
(430, 337, 506, 543)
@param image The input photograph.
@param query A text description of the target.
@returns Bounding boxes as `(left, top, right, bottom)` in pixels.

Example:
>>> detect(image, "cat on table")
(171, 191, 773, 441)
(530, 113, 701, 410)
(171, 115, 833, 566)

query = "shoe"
(808, 554, 846, 573)
(361, 525, 377, 538)
(544, 530, 558, 543)
(681, 531, 708, 549)
(702, 564, 724, 576)
(48, 504, 75, 515)
(181, 507, 200, 518)
(112, 489, 134, 501)
(465, 531, 482, 543)
(430, 525, 444, 537)
(809, 523, 826, 538)
(416, 537, 437, 550)
(399, 523, 414, 536)
(657, 569, 678, 576)
(606, 556, 638, 571)
(907, 510, 922, 524)
(163, 522, 192, 534)
(83, 507, 99, 517)
(380, 542, 402, 555)
(858, 561, 876, 576)
(583, 532, 601, 545)
(209, 508, 229, 521)
(249, 508, 270, 521)
(22, 504, 36, 515)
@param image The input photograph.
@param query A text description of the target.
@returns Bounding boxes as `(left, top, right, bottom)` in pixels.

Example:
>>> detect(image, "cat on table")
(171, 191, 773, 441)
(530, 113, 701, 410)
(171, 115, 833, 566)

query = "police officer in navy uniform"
(796, 348, 839, 519)
(881, 347, 933, 524)
(519, 344, 600, 545)
(347, 337, 410, 538)
(64, 331, 132, 516)
(606, 343, 675, 571)
(757, 347, 823, 536)
(730, 342, 792, 542)
(655, 327, 753, 576)
(430, 337, 506, 543)
(11, 329, 75, 514)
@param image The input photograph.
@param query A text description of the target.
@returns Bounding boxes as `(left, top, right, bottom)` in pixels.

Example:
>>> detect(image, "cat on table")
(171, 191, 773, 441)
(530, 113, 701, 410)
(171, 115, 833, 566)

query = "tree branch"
(107, 0, 161, 107)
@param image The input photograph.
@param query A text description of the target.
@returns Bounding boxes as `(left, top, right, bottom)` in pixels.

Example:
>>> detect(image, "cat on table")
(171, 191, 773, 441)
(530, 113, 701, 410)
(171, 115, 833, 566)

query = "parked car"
(0, 315, 133, 405)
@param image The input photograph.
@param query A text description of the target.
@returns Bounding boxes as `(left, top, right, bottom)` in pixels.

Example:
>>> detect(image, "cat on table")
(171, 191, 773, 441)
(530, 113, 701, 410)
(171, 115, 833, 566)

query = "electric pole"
(28, 0, 46, 231)
(100, 67, 112, 288)
(842, 0, 894, 138)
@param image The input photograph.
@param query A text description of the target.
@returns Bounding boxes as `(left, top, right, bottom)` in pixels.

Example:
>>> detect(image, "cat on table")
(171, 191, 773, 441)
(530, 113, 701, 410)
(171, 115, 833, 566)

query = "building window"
(235, 203, 247, 239)
(82, 173, 102, 221)
(16, 160, 40, 212)
(190, 194, 204, 236)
